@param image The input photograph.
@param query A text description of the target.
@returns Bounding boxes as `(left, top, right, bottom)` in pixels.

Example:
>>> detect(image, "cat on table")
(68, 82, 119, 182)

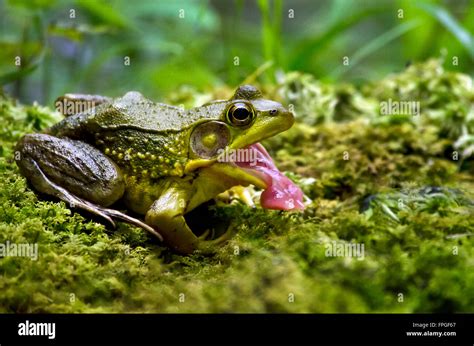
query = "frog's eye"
(226, 102, 255, 127)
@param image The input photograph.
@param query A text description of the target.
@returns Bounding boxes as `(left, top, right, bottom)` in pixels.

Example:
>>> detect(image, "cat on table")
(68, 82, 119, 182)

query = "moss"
(1, 60, 474, 313)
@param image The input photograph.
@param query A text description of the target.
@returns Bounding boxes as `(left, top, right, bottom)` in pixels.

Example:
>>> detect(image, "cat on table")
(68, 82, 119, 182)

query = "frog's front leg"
(145, 184, 232, 254)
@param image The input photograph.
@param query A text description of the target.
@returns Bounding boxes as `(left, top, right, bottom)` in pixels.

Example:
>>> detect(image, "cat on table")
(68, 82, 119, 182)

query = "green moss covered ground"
(1, 59, 473, 313)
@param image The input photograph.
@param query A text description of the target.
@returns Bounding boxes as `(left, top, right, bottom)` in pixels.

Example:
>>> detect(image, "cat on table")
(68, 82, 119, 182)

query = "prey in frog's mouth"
(221, 142, 305, 211)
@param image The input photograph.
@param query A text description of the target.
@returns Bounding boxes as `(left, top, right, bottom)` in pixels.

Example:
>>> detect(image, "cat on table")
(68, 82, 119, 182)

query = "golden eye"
(226, 102, 255, 127)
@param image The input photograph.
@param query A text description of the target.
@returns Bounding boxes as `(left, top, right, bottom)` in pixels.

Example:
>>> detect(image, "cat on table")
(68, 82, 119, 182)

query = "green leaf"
(47, 24, 84, 42)
(47, 22, 116, 42)
(76, 0, 134, 30)
(0, 64, 38, 85)
(380, 203, 400, 222)
(7, 0, 57, 9)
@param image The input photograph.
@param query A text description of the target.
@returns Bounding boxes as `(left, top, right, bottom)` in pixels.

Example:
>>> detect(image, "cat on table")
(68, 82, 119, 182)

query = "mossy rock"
(1, 60, 473, 312)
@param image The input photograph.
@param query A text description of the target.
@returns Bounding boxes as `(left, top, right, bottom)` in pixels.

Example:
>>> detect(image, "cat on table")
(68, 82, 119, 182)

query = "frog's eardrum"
(190, 121, 231, 159)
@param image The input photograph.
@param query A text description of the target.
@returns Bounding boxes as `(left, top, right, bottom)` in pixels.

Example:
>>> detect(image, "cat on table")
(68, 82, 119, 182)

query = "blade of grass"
(257, 0, 282, 82)
(258, 0, 271, 61)
(418, 2, 474, 59)
(240, 60, 273, 85)
(288, 7, 389, 70)
(397, 0, 439, 60)
(272, 0, 282, 69)
(331, 19, 421, 78)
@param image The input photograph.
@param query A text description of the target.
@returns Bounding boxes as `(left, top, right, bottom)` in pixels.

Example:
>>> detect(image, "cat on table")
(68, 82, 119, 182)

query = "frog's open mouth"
(231, 143, 305, 210)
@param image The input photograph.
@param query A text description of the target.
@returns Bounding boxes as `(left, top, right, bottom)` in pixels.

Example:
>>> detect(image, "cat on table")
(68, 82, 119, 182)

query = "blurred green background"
(1, 0, 474, 314)
(1, 0, 473, 105)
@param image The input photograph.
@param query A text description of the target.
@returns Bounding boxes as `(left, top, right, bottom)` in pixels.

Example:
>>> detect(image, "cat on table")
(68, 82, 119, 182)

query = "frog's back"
(47, 91, 228, 179)
(89, 91, 189, 133)
(51, 91, 227, 135)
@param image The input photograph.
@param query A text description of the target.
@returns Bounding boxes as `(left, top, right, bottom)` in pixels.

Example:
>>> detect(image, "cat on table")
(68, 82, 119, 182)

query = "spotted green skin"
(17, 86, 294, 254)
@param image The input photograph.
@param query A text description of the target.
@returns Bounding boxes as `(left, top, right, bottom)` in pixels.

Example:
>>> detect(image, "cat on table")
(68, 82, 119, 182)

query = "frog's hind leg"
(15, 134, 163, 240)
(24, 158, 118, 226)
(23, 161, 162, 239)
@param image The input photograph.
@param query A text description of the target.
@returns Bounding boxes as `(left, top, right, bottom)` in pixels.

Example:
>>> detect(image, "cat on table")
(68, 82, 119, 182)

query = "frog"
(15, 85, 304, 254)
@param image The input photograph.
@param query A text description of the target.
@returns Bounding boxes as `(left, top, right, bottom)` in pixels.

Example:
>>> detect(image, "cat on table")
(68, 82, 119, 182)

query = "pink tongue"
(235, 143, 305, 210)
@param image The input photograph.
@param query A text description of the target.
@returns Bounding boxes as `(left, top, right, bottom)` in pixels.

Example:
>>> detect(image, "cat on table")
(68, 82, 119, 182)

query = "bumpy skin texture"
(15, 86, 294, 254)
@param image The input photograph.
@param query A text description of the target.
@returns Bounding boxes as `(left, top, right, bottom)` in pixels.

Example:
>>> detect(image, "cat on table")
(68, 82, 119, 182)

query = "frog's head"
(225, 85, 294, 150)
(188, 85, 293, 160)
(186, 85, 304, 211)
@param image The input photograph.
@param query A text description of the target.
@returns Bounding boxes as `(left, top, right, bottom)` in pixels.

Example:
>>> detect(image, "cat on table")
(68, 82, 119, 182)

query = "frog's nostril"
(269, 109, 278, 116)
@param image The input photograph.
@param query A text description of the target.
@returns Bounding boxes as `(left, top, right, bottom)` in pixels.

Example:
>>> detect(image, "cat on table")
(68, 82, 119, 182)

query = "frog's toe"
(232, 186, 256, 207)
(93, 206, 164, 241)
(196, 224, 236, 254)
(197, 229, 211, 241)
(70, 197, 164, 240)
(218, 186, 255, 207)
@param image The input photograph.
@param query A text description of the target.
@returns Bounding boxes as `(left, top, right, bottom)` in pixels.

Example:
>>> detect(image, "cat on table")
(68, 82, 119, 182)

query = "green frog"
(15, 85, 304, 254)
